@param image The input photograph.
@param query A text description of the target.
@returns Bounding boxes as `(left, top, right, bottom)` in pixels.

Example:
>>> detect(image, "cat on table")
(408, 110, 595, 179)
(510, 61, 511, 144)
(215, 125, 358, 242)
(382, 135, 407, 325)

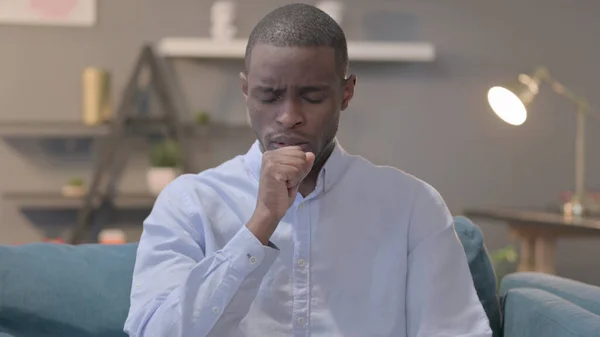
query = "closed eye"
(302, 96, 324, 104)
(259, 95, 283, 103)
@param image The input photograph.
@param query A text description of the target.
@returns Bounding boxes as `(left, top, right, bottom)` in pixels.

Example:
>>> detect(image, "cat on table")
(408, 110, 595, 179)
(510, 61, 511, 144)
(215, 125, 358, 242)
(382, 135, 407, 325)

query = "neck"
(298, 140, 336, 197)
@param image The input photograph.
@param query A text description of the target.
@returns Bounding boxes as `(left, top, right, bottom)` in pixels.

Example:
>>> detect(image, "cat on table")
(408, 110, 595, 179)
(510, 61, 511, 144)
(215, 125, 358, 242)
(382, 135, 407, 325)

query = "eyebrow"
(299, 85, 329, 93)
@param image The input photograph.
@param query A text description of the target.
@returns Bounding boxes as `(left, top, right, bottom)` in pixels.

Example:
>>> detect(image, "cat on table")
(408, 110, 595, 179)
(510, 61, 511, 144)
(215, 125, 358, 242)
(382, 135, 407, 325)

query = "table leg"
(534, 236, 556, 274)
(518, 235, 535, 272)
(510, 227, 535, 272)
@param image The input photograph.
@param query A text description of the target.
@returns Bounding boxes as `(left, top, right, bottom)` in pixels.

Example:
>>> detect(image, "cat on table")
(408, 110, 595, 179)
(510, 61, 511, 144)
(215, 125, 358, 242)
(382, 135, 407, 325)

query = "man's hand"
(247, 146, 315, 245)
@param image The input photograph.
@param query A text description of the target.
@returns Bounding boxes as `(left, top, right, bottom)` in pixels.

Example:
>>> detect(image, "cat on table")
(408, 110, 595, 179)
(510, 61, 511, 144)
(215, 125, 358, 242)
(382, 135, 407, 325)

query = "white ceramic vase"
(146, 167, 178, 196)
(210, 0, 237, 40)
(316, 0, 344, 25)
(61, 185, 87, 198)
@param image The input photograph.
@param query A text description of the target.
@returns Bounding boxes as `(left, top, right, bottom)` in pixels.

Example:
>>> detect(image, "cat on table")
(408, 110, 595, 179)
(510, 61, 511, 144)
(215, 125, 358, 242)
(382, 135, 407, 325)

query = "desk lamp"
(487, 67, 590, 216)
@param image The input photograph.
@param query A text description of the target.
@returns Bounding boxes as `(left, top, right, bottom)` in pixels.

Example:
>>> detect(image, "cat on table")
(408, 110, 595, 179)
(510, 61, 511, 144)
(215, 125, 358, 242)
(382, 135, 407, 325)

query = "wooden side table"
(463, 208, 600, 274)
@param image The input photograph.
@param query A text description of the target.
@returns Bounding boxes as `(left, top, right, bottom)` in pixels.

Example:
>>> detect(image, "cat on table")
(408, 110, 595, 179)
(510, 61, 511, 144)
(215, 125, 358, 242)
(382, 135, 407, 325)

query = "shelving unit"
(157, 37, 436, 62)
(0, 44, 255, 244)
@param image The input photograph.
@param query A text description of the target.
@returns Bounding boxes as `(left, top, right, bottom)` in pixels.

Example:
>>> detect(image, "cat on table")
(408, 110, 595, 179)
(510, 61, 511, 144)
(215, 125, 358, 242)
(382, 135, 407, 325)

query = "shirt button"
(297, 259, 306, 267)
(212, 307, 220, 313)
(297, 317, 306, 326)
(249, 256, 257, 264)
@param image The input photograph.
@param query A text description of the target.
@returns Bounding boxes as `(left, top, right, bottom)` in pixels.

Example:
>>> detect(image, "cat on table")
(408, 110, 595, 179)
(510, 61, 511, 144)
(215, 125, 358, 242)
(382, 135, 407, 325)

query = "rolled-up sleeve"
(406, 183, 492, 337)
(124, 175, 278, 337)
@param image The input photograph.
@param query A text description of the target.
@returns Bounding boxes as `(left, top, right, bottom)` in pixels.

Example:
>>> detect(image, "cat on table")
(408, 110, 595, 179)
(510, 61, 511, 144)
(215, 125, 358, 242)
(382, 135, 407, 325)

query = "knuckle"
(263, 160, 274, 171)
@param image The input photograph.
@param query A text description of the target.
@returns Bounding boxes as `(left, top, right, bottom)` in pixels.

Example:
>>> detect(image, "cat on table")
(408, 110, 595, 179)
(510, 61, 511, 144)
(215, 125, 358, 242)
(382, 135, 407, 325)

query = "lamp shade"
(487, 73, 541, 126)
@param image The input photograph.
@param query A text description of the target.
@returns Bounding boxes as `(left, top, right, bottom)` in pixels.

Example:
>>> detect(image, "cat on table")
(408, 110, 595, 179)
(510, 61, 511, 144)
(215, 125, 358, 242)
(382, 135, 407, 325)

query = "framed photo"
(0, 0, 96, 27)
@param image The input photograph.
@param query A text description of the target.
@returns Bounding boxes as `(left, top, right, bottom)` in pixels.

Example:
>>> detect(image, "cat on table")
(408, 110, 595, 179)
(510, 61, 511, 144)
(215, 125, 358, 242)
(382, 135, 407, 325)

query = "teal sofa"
(1, 216, 599, 337)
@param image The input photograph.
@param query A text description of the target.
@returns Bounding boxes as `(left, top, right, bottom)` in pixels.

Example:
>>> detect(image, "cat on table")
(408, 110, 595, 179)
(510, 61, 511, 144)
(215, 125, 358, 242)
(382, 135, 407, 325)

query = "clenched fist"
(247, 146, 315, 245)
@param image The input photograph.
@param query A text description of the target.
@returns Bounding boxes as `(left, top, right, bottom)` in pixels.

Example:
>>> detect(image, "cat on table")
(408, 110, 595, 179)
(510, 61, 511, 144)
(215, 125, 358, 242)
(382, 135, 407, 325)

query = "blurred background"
(1, 0, 599, 286)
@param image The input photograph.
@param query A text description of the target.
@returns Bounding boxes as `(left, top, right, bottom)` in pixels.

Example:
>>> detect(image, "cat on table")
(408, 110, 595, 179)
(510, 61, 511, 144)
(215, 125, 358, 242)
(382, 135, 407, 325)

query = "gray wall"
(1, 0, 600, 285)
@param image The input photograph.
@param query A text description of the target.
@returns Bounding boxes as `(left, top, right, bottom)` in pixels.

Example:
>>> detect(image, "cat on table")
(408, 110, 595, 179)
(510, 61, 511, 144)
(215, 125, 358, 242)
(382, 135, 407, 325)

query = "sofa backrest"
(0, 243, 137, 337)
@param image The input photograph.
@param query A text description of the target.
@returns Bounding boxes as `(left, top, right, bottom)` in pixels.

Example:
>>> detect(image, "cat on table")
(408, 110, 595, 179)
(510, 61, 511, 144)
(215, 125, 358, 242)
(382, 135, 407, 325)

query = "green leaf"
(149, 139, 181, 168)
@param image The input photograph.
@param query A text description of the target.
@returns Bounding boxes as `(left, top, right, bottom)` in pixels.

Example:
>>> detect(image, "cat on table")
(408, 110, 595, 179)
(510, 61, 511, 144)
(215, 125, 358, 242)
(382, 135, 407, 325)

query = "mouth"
(269, 138, 309, 151)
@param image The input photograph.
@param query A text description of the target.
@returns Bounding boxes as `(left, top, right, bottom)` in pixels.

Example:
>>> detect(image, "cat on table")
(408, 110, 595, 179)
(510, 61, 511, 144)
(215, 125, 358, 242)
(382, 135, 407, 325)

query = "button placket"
(292, 200, 311, 333)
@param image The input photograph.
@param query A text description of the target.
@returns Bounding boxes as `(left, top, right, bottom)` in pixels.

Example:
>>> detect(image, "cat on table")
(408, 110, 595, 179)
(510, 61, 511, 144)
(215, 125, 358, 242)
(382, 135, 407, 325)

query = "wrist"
(246, 207, 280, 245)
(252, 204, 280, 226)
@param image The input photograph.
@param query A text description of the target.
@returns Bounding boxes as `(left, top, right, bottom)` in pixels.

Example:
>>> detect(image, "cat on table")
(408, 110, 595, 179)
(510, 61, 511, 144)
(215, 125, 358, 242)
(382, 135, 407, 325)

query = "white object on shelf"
(316, 0, 344, 25)
(210, 0, 237, 40)
(99, 229, 126, 244)
(61, 185, 86, 198)
(157, 38, 436, 62)
(146, 167, 178, 196)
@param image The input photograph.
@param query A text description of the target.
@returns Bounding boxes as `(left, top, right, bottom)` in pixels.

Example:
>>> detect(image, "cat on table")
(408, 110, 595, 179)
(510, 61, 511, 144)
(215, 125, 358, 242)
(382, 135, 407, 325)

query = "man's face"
(241, 44, 355, 160)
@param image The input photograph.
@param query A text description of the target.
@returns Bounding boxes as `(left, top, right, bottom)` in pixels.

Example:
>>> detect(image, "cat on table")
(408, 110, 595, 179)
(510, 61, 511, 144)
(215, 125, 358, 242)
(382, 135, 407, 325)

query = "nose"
(275, 100, 304, 128)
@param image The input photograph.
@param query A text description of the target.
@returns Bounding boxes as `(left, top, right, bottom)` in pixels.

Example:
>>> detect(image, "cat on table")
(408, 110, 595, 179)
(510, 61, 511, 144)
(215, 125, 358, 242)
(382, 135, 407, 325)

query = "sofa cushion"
(503, 288, 600, 337)
(500, 272, 600, 316)
(0, 243, 138, 337)
(454, 216, 502, 337)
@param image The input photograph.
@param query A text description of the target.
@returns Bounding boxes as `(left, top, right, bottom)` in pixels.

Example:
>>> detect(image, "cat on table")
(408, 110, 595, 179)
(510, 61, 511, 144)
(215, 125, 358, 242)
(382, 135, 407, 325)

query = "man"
(124, 3, 492, 337)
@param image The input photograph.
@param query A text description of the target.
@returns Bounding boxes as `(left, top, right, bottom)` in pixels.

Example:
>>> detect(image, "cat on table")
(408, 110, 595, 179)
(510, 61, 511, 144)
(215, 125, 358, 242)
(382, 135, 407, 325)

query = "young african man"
(124, 3, 492, 337)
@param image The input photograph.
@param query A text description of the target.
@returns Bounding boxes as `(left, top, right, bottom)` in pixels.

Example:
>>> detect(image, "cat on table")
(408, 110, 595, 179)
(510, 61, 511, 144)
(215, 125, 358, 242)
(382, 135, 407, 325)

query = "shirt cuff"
(222, 225, 279, 276)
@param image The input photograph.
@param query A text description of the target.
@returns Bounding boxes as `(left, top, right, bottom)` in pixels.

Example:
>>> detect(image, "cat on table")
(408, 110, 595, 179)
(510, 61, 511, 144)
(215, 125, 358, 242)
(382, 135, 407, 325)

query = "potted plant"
(62, 177, 86, 198)
(194, 110, 211, 125)
(147, 139, 181, 195)
(489, 245, 518, 290)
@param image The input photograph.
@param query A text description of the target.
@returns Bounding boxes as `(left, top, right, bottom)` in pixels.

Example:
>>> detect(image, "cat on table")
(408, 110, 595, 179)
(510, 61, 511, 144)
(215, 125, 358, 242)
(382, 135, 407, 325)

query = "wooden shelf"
(0, 121, 109, 137)
(0, 120, 252, 138)
(157, 37, 436, 62)
(4, 191, 157, 209)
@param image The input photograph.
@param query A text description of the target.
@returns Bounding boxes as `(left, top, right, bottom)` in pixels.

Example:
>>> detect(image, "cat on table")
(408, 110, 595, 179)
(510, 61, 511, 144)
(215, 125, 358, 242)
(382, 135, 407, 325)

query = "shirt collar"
(243, 138, 351, 195)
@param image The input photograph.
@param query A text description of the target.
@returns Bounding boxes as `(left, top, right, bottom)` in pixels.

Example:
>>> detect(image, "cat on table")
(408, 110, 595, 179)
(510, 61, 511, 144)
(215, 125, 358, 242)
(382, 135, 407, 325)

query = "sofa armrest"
(500, 272, 600, 316)
(503, 288, 600, 337)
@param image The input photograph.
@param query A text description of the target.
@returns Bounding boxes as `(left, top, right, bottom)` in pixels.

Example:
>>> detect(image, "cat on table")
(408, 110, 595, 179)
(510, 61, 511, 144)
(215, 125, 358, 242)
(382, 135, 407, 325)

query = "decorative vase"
(146, 167, 178, 195)
(316, 0, 344, 25)
(210, 0, 237, 40)
(82, 67, 112, 125)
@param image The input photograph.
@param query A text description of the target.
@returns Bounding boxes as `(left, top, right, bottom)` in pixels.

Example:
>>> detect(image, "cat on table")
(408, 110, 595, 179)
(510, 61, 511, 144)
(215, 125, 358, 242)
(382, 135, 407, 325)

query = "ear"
(240, 71, 249, 100)
(341, 74, 356, 111)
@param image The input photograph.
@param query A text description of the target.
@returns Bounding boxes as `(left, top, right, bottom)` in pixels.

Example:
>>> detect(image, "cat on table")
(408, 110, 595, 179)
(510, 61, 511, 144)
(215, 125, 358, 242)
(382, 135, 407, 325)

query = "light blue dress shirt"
(124, 140, 492, 337)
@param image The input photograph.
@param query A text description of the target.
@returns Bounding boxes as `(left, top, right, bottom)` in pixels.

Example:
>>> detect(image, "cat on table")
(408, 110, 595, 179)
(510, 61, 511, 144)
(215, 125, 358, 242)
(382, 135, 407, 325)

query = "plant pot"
(61, 185, 87, 198)
(99, 229, 126, 244)
(146, 167, 178, 195)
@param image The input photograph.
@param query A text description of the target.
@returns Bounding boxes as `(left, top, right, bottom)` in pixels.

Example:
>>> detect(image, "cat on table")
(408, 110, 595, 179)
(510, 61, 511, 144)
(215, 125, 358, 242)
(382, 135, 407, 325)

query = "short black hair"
(244, 3, 349, 78)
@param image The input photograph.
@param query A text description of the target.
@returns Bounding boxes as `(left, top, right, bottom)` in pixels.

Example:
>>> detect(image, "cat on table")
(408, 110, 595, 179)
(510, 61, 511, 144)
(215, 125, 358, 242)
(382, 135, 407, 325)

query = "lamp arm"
(535, 68, 587, 106)
(535, 67, 600, 122)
